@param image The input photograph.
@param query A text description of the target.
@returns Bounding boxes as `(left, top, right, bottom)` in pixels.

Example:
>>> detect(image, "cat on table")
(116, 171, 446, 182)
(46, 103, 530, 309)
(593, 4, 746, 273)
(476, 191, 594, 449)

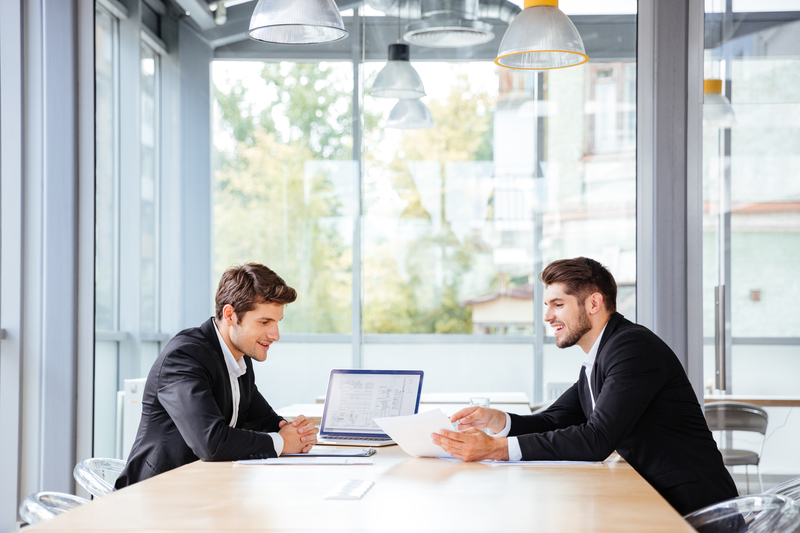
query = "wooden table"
(32, 446, 693, 533)
(705, 395, 800, 407)
(278, 402, 533, 426)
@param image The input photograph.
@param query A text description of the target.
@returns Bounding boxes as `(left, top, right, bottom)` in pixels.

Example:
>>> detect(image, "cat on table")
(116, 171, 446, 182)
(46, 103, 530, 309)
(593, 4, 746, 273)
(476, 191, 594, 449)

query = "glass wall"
(211, 1, 637, 408)
(93, 6, 168, 459)
(703, 0, 800, 477)
(93, 4, 121, 458)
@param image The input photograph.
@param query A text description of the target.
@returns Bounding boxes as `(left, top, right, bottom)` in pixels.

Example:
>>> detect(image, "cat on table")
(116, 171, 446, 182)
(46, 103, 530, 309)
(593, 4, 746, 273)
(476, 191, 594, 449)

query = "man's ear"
(223, 304, 236, 324)
(587, 292, 604, 315)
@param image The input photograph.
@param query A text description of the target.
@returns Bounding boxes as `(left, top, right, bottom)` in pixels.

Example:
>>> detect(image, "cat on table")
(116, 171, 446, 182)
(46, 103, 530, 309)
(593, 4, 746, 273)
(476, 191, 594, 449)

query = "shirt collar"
(213, 318, 247, 378)
(582, 322, 609, 371)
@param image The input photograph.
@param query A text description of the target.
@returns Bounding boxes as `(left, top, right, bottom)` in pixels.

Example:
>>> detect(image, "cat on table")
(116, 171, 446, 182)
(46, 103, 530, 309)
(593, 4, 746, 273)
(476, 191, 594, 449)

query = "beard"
(556, 305, 592, 349)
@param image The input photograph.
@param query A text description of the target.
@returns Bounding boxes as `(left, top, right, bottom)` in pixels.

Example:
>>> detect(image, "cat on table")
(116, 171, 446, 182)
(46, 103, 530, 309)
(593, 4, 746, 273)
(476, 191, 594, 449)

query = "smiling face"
(543, 283, 593, 349)
(225, 302, 284, 362)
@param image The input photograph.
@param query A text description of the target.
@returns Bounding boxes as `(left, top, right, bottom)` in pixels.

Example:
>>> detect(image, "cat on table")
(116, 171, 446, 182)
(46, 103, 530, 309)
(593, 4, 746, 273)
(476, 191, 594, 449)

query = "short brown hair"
(539, 257, 617, 313)
(215, 263, 297, 320)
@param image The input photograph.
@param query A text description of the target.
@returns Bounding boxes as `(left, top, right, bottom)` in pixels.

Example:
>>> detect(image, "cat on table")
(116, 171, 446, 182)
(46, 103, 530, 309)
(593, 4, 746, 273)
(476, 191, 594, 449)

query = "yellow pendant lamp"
(495, 0, 588, 70)
(703, 79, 736, 128)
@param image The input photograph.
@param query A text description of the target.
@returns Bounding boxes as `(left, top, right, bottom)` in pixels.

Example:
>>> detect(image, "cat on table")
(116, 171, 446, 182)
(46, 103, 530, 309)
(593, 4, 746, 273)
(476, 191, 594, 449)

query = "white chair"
(684, 494, 800, 533)
(73, 457, 126, 498)
(19, 491, 88, 525)
(705, 401, 769, 493)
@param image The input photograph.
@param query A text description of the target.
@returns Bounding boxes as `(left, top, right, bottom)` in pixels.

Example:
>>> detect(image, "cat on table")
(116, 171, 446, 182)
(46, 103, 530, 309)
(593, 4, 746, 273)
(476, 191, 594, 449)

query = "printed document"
(374, 409, 455, 458)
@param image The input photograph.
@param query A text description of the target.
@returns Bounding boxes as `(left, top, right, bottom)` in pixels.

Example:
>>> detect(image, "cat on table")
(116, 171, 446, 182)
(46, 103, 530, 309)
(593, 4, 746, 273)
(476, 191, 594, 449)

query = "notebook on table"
(316, 369, 424, 447)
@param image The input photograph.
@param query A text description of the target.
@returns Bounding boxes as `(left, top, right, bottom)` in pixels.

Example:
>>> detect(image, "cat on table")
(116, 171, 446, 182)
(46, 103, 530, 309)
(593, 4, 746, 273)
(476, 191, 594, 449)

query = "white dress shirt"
(213, 320, 283, 456)
(501, 323, 609, 461)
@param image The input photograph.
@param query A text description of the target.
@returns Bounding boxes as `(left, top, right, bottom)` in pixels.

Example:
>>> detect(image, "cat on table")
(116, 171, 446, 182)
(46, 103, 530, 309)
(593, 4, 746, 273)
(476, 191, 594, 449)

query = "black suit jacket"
(508, 313, 736, 515)
(115, 318, 284, 488)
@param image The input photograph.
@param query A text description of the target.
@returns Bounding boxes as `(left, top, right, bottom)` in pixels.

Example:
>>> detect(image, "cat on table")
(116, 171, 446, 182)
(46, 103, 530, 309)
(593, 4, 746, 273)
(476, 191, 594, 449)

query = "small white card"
(324, 479, 374, 500)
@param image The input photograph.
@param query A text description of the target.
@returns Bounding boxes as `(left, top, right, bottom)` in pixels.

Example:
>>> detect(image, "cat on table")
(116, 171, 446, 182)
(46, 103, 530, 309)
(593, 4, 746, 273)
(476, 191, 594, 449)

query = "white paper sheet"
(235, 457, 373, 465)
(373, 409, 455, 458)
(437, 457, 601, 466)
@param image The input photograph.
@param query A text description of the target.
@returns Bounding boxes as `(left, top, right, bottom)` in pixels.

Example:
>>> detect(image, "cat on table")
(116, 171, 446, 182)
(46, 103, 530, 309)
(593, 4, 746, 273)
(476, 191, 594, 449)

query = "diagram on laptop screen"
(325, 374, 420, 433)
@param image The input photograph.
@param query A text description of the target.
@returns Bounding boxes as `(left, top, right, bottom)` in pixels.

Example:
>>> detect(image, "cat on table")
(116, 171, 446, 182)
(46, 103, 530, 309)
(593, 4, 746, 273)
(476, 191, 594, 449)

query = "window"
(211, 2, 637, 408)
(93, 4, 121, 458)
(702, 1, 800, 477)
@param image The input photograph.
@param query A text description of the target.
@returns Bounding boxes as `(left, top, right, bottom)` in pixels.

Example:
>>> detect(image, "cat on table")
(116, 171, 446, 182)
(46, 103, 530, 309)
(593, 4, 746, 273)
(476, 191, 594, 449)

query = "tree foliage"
(213, 62, 495, 334)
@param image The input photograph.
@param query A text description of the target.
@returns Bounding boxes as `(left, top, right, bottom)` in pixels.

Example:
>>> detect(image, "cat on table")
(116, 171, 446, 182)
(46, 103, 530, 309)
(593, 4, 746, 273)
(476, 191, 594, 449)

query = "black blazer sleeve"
(157, 344, 280, 462)
(508, 382, 587, 435)
(512, 329, 669, 461)
(240, 378, 284, 433)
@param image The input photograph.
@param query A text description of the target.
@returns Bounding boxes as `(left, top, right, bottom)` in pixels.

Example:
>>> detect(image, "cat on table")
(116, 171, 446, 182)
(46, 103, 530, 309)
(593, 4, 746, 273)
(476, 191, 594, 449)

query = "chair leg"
(757, 464, 763, 493)
(745, 465, 750, 494)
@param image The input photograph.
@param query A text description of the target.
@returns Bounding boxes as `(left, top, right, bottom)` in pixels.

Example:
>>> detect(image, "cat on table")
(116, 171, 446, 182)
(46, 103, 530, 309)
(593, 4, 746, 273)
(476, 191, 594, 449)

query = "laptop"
(316, 369, 424, 446)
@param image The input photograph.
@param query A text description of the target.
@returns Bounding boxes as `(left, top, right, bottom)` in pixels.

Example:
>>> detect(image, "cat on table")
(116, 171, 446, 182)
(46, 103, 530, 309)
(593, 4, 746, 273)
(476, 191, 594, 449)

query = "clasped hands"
(430, 406, 509, 462)
(278, 414, 319, 454)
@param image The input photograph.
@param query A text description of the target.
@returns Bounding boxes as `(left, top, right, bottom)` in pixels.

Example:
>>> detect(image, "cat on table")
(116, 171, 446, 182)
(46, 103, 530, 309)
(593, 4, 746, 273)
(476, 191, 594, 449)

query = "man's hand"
(278, 414, 319, 454)
(449, 406, 507, 434)
(431, 428, 509, 462)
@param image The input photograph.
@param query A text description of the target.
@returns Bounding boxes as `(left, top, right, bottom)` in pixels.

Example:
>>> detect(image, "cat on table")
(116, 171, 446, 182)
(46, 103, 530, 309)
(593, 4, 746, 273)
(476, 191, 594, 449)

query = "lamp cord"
(397, 0, 402, 43)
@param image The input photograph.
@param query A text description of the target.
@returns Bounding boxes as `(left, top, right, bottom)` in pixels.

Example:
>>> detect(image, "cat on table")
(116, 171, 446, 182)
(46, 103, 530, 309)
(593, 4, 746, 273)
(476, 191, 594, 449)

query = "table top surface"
(33, 447, 693, 533)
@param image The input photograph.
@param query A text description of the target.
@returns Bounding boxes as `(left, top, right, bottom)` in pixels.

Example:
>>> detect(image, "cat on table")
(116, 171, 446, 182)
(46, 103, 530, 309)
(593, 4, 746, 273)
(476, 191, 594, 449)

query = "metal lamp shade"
(372, 44, 426, 99)
(387, 99, 435, 129)
(248, 0, 348, 45)
(495, 1, 588, 70)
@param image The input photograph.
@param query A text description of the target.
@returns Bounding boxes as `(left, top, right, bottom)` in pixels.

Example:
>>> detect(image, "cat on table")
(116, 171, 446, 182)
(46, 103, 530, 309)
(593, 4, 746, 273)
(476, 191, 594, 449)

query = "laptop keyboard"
(329, 435, 392, 441)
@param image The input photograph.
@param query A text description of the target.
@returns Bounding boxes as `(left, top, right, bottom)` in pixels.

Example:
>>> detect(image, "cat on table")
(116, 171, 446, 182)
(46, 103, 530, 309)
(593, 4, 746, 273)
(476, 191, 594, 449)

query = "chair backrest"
(73, 457, 126, 498)
(766, 476, 800, 502)
(705, 401, 769, 435)
(19, 491, 89, 525)
(684, 494, 800, 533)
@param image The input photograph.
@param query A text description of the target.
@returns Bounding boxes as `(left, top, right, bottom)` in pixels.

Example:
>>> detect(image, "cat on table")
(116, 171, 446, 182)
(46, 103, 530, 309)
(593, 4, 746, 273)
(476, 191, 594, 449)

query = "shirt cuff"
(507, 436, 522, 461)
(268, 432, 284, 456)
(489, 412, 513, 437)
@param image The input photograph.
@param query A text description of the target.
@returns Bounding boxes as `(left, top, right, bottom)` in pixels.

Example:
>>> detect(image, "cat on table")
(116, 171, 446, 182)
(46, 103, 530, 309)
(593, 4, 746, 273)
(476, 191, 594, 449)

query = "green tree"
(213, 63, 355, 333)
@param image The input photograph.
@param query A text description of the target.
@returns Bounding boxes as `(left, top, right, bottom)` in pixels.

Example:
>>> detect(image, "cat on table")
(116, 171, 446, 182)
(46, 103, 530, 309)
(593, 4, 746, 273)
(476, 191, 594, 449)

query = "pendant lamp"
(387, 99, 435, 129)
(703, 79, 736, 129)
(248, 0, 348, 45)
(495, 0, 588, 70)
(371, 44, 426, 99)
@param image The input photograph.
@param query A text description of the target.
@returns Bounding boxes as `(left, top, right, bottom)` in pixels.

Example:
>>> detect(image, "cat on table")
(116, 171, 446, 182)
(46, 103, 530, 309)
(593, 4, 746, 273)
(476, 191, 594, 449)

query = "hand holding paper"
(432, 427, 510, 462)
(373, 409, 455, 458)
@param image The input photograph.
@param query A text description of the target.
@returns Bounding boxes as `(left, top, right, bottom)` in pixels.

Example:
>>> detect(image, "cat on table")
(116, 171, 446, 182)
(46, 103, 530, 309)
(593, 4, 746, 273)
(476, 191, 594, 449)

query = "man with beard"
(116, 263, 318, 488)
(432, 257, 737, 515)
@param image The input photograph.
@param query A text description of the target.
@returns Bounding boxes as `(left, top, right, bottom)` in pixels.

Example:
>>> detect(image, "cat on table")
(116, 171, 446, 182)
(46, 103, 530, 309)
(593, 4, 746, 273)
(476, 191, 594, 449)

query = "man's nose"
(543, 308, 553, 322)
(267, 323, 280, 341)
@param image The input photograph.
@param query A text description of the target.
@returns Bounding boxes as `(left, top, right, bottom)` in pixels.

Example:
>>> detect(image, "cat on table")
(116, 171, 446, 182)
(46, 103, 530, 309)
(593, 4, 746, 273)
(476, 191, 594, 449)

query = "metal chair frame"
(766, 476, 800, 502)
(684, 494, 800, 533)
(73, 457, 126, 498)
(18, 491, 88, 526)
(705, 401, 769, 493)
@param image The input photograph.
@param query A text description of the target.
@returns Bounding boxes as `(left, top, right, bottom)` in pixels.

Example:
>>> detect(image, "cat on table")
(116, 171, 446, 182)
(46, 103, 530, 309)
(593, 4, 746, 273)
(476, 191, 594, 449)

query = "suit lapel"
(200, 317, 236, 425)
(590, 312, 626, 398)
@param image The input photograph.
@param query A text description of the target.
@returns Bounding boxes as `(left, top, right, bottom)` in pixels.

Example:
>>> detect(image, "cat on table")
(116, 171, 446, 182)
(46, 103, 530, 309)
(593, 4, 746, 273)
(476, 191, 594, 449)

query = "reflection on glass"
(140, 44, 159, 332)
(95, 7, 118, 332)
(363, 60, 637, 334)
(94, 6, 119, 459)
(212, 62, 354, 333)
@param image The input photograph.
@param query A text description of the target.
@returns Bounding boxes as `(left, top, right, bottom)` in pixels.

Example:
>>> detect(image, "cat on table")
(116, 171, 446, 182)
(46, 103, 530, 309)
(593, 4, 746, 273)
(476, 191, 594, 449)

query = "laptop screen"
(320, 369, 424, 437)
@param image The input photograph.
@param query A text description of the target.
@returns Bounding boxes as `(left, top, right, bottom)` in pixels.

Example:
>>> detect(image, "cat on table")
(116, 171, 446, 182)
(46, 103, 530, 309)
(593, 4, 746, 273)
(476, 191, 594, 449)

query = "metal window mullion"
(0, 0, 25, 526)
(350, 7, 364, 369)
